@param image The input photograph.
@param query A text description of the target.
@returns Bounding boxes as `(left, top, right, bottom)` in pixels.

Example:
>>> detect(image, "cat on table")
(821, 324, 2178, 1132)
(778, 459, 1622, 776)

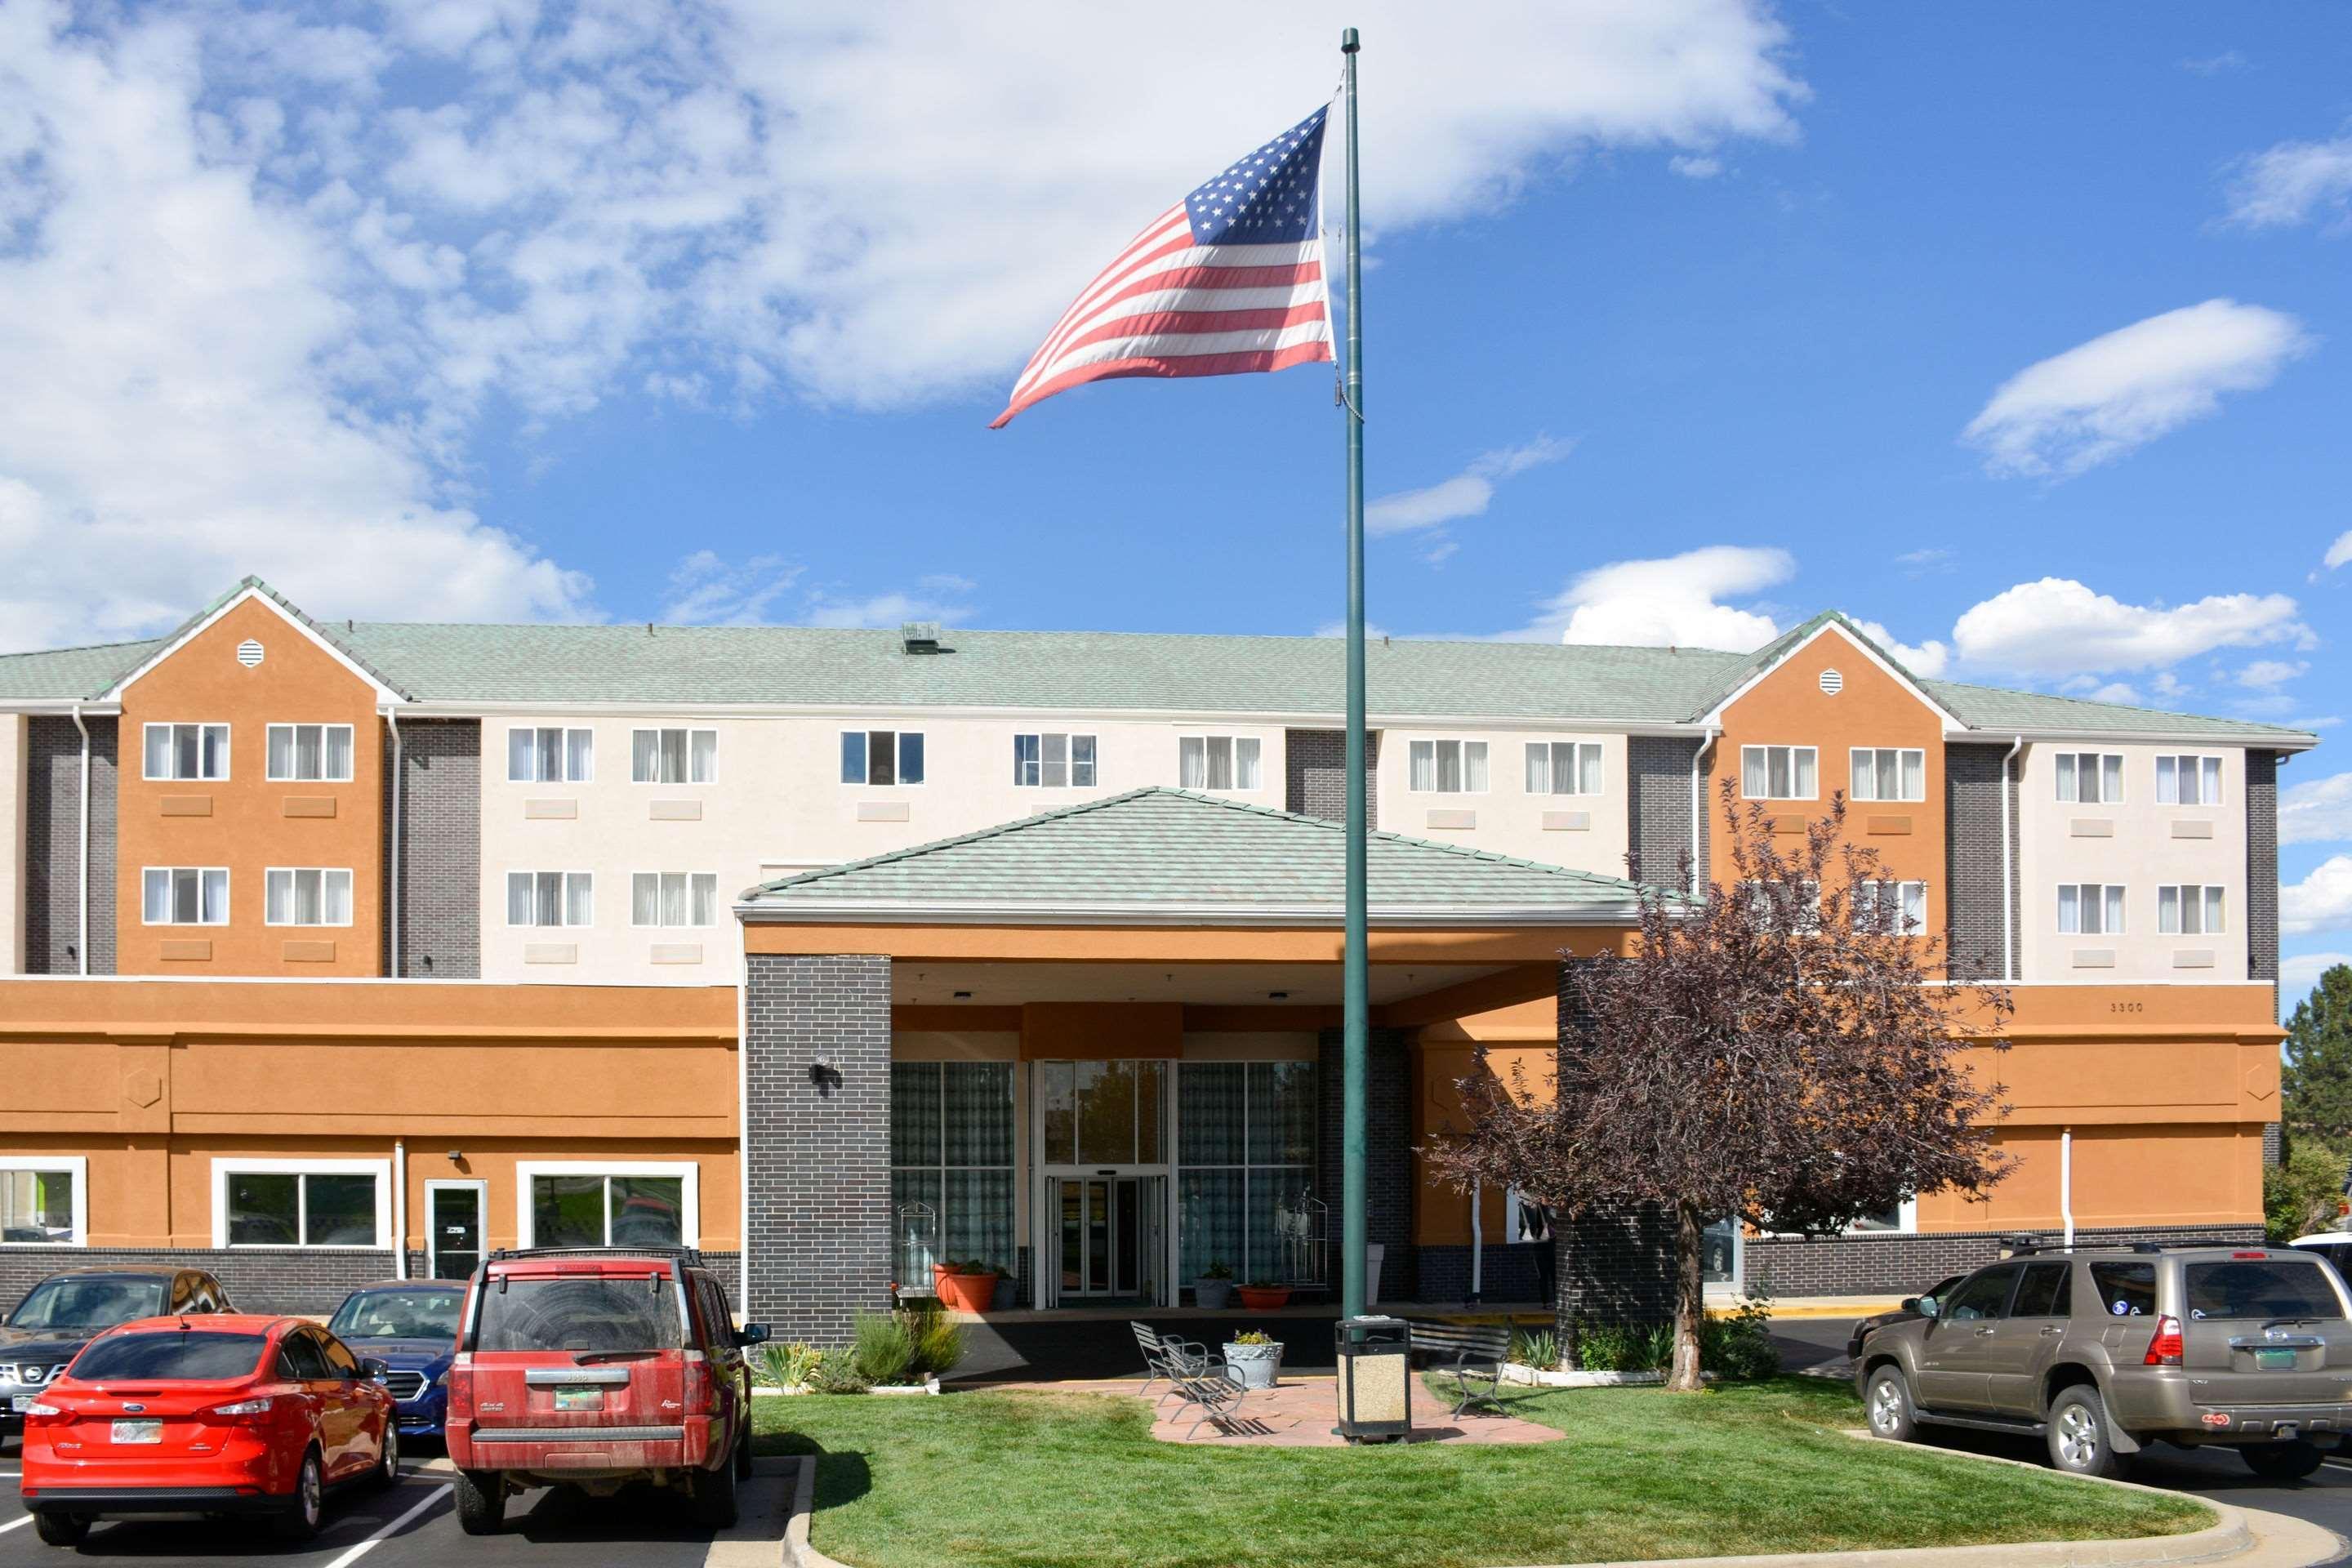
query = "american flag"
(991, 107, 1334, 429)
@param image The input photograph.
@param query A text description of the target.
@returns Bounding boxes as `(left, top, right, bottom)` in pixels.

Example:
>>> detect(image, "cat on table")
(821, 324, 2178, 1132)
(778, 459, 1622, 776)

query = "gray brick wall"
(1284, 728, 1379, 828)
(1743, 1222, 2265, 1298)
(0, 1248, 396, 1317)
(743, 954, 893, 1343)
(1317, 1025, 1412, 1300)
(1626, 737, 1701, 891)
(2248, 750, 2280, 1002)
(381, 718, 480, 978)
(23, 715, 116, 974)
(2265, 1122, 2283, 1167)
(1944, 743, 2018, 982)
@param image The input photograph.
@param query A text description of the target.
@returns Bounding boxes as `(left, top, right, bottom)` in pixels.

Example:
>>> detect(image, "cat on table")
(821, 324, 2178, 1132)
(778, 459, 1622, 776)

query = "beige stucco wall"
(0, 715, 22, 973)
(1373, 725, 1630, 875)
(2018, 742, 2249, 982)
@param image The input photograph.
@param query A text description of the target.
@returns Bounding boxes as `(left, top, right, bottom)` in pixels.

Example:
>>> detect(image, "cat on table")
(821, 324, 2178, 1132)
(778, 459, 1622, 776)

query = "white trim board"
(1699, 620, 1958, 732)
(101, 585, 403, 706)
(0, 1155, 89, 1247)
(514, 1160, 701, 1249)
(210, 1157, 394, 1250)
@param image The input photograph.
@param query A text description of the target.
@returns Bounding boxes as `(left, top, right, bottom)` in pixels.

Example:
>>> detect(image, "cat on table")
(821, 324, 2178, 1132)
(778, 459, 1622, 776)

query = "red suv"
(445, 1247, 765, 1534)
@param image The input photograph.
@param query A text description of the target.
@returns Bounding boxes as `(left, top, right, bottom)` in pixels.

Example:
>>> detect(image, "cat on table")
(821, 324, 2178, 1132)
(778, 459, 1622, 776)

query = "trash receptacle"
(1334, 1315, 1411, 1442)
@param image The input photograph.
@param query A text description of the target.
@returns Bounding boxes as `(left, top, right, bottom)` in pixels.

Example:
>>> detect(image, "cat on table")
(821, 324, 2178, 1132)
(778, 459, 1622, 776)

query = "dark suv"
(444, 1248, 766, 1534)
(2, 1268, 234, 1439)
(1856, 1242, 2352, 1480)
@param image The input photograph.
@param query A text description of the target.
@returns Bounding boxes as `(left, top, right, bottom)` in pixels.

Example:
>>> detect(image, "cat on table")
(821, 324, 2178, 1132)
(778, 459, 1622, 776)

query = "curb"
(783, 1453, 858, 1568)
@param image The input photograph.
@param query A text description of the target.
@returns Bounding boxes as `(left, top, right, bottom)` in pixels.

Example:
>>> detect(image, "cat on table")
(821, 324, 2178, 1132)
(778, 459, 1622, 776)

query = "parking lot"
(0, 1441, 794, 1567)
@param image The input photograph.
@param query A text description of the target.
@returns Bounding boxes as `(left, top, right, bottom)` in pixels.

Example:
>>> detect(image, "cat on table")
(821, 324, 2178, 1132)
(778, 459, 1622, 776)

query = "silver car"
(1855, 1242, 2352, 1480)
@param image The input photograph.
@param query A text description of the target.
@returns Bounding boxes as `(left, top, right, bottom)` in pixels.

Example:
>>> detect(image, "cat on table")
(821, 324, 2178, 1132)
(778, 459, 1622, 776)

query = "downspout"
(2060, 1128, 2074, 1249)
(70, 704, 89, 975)
(394, 1140, 408, 1281)
(1690, 726, 1721, 899)
(385, 709, 403, 978)
(2001, 736, 2023, 982)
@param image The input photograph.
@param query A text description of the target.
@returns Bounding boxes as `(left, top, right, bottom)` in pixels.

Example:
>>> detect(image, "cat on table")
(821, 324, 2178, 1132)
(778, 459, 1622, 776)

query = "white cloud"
(2225, 135, 2352, 229)
(2284, 856, 2352, 936)
(1960, 300, 2314, 479)
(1894, 546, 1955, 578)
(1851, 618, 1949, 679)
(1668, 154, 1722, 179)
(1365, 435, 1574, 564)
(1949, 577, 2310, 678)
(2239, 659, 2309, 689)
(2285, 953, 2352, 1008)
(663, 552, 973, 628)
(804, 574, 978, 630)
(2283, 773, 2352, 846)
(2180, 51, 2248, 76)
(2324, 531, 2352, 572)
(1527, 544, 1791, 649)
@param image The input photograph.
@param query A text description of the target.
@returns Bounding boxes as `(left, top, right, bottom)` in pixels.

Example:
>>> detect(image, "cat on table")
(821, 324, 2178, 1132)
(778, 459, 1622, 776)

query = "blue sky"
(4, 1, 2352, 1001)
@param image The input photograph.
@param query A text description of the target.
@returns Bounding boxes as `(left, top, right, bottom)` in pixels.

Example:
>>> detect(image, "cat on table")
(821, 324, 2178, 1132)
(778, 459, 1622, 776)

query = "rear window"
(2185, 1260, 2344, 1322)
(10, 1277, 166, 1330)
(2090, 1262, 2157, 1318)
(474, 1275, 685, 1353)
(71, 1331, 269, 1381)
(330, 1289, 462, 1341)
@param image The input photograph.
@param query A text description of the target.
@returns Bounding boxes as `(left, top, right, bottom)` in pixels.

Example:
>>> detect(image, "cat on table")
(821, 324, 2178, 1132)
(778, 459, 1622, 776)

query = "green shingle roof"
(0, 580, 2314, 745)
(744, 787, 1654, 919)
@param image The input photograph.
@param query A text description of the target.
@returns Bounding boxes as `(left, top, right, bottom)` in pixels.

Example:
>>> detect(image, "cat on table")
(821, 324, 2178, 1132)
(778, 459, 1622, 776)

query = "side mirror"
(1915, 1296, 1940, 1320)
(736, 1323, 771, 1348)
(360, 1357, 391, 1381)
(1899, 1297, 1920, 1315)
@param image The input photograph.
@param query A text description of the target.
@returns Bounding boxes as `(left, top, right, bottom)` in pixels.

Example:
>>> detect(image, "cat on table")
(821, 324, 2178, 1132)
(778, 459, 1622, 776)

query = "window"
(2089, 1261, 2157, 1317)
(1407, 738, 1486, 794)
(2057, 883, 2126, 935)
(1853, 879, 1927, 933)
(1525, 742, 1603, 795)
(1180, 735, 1262, 791)
(141, 867, 229, 925)
(841, 730, 924, 786)
(2156, 754, 2224, 807)
(476, 1276, 684, 1353)
(2184, 1259, 2342, 1321)
(265, 868, 353, 926)
(506, 726, 593, 783)
(1848, 747, 1925, 803)
(1176, 1061, 1318, 1286)
(2011, 1261, 2074, 1319)
(891, 1062, 1016, 1282)
(1940, 1265, 2017, 1321)
(506, 871, 594, 927)
(2158, 884, 2226, 936)
(517, 1163, 697, 1249)
(2055, 751, 2123, 804)
(142, 722, 229, 781)
(630, 728, 717, 784)
(632, 871, 719, 927)
(1740, 879, 1821, 929)
(1015, 733, 1098, 788)
(1740, 745, 1817, 800)
(213, 1160, 387, 1248)
(265, 724, 354, 782)
(0, 1156, 85, 1245)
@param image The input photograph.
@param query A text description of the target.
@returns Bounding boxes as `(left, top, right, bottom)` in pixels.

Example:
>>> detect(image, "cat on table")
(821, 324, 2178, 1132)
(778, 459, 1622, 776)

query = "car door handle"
(1975, 1327, 1998, 1337)
(2041, 1326, 2064, 1337)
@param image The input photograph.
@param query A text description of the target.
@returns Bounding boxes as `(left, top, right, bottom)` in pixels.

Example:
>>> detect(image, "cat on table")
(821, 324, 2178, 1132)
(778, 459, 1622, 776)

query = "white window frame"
(1740, 744, 1819, 801)
(1841, 1197, 1919, 1236)
(630, 870, 720, 929)
(0, 1155, 88, 1247)
(1178, 734, 1263, 792)
(140, 866, 230, 926)
(2054, 751, 2125, 805)
(1013, 732, 1099, 789)
(506, 870, 595, 928)
(514, 1160, 701, 1249)
(210, 1157, 392, 1250)
(2157, 884, 2228, 936)
(264, 723, 355, 782)
(1524, 741, 1605, 796)
(1852, 879, 1928, 933)
(630, 727, 719, 786)
(263, 866, 354, 927)
(141, 721, 231, 782)
(1847, 747, 1926, 804)
(2056, 883, 2127, 937)
(840, 730, 926, 786)
(2155, 754, 2225, 808)
(506, 725, 595, 785)
(1405, 737, 1488, 795)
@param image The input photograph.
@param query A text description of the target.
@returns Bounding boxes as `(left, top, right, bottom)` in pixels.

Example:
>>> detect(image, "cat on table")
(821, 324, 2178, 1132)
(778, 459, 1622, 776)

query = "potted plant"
(1222, 1329, 1283, 1389)
(1235, 1279, 1292, 1310)
(931, 1258, 998, 1313)
(1193, 1260, 1235, 1311)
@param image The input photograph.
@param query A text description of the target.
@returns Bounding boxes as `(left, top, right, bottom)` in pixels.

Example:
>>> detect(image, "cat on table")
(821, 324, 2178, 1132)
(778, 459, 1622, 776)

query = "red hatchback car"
(18, 1315, 399, 1548)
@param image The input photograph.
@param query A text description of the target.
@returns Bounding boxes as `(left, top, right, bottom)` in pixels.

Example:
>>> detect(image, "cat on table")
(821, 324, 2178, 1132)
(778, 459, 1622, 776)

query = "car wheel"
(733, 1419, 754, 1480)
(1864, 1365, 1918, 1443)
(273, 1448, 325, 1541)
(454, 1468, 506, 1536)
(32, 1512, 91, 1548)
(2047, 1387, 2132, 1480)
(2240, 1440, 2326, 1481)
(690, 1448, 740, 1530)
(372, 1422, 401, 1489)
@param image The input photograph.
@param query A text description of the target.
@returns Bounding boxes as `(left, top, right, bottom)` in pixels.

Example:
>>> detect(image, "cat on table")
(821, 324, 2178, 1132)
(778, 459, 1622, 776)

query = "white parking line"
(316, 1483, 452, 1568)
(0, 1515, 30, 1535)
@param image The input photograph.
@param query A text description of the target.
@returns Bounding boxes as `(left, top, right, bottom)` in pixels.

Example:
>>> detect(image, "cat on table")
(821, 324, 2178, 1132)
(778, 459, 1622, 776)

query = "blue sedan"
(327, 1280, 464, 1438)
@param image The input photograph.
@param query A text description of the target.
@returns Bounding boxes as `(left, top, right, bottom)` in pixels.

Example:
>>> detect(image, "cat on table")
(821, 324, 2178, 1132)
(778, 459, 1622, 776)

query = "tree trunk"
(1667, 1200, 1706, 1392)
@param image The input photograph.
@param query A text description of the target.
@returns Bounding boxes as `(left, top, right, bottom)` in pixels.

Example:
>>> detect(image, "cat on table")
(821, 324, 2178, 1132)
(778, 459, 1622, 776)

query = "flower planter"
(1499, 1364, 1715, 1388)
(1234, 1285, 1292, 1311)
(1223, 1341, 1283, 1389)
(870, 1375, 941, 1396)
(1193, 1279, 1234, 1311)
(934, 1270, 996, 1313)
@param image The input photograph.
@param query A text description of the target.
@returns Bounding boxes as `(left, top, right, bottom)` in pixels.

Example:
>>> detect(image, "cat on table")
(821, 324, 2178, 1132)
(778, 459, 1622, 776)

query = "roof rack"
(487, 1245, 707, 1267)
(2005, 1236, 2253, 1257)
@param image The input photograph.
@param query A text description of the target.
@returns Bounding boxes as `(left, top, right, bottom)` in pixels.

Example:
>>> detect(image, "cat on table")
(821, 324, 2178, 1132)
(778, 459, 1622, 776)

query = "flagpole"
(1339, 24, 1369, 1325)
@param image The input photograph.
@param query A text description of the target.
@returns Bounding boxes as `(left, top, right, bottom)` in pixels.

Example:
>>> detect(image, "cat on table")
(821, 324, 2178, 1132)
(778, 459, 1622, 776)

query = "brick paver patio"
(999, 1374, 1566, 1447)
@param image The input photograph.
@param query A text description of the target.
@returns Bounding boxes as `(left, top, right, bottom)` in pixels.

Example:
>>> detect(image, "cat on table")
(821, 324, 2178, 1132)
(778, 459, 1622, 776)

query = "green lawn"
(751, 1376, 2210, 1568)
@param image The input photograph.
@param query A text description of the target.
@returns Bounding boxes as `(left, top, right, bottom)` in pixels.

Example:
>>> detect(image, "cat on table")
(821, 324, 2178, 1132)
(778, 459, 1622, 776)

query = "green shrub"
(849, 1310, 916, 1386)
(1701, 1283, 1781, 1382)
(1508, 1328, 1561, 1371)
(1571, 1321, 1671, 1373)
(808, 1357, 870, 1395)
(752, 1340, 825, 1389)
(901, 1303, 967, 1379)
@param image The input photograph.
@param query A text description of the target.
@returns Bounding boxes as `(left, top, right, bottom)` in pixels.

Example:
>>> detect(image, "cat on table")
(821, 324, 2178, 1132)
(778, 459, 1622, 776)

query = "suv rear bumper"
(2113, 1378, 2352, 1443)
(447, 1415, 716, 1473)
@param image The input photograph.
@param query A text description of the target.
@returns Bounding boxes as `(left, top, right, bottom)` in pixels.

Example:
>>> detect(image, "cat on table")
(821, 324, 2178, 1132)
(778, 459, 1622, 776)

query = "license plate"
(11, 1395, 33, 1414)
(2256, 1348, 2297, 1370)
(551, 1387, 604, 1412)
(110, 1419, 162, 1445)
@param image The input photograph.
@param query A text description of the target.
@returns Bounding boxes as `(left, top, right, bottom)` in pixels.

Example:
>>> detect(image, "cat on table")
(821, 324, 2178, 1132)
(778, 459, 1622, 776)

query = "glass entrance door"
(1053, 1175, 1165, 1301)
(426, 1181, 485, 1280)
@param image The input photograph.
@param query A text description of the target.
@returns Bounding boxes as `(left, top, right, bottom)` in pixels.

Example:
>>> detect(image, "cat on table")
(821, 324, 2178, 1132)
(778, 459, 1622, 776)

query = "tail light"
(445, 1366, 471, 1422)
(20, 1401, 63, 1420)
(203, 1396, 276, 1423)
(686, 1358, 717, 1415)
(2144, 1316, 2185, 1367)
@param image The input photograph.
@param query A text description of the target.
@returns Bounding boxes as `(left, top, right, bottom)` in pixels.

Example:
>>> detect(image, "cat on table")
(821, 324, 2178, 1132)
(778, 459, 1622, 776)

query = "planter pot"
(1234, 1285, 1292, 1311)
(870, 1376, 941, 1396)
(991, 1274, 1018, 1312)
(935, 1271, 996, 1312)
(1193, 1279, 1235, 1311)
(1223, 1342, 1284, 1389)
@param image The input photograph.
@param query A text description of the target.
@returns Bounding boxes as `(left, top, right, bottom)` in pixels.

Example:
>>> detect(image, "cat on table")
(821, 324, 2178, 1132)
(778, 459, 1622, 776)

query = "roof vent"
(1819, 668, 1843, 697)
(901, 621, 947, 655)
(236, 639, 265, 669)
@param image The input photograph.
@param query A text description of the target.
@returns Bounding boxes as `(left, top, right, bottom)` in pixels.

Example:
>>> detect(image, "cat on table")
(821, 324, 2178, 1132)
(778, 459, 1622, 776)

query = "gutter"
(70, 704, 89, 976)
(2002, 735, 2022, 982)
(1690, 725, 1720, 899)
(732, 899, 1651, 928)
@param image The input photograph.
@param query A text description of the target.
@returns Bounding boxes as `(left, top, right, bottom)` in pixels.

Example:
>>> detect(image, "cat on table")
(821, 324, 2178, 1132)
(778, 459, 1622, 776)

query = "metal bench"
(1402, 1319, 1513, 1419)
(1130, 1321, 1214, 1408)
(1170, 1365, 1256, 1439)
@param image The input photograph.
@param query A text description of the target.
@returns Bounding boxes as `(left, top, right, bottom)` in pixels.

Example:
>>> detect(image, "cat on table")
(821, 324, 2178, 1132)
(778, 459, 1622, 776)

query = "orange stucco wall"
(114, 598, 385, 976)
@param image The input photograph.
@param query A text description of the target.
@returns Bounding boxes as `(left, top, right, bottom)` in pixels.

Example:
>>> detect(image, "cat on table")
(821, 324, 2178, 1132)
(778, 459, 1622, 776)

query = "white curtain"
(565, 728, 593, 783)
(690, 729, 717, 783)
(691, 874, 718, 926)
(1742, 746, 1766, 798)
(661, 872, 688, 926)
(1205, 736, 1233, 790)
(660, 728, 688, 784)
(1792, 747, 1816, 797)
(1041, 733, 1068, 788)
(1900, 749, 1924, 800)
(1235, 737, 1261, 790)
(2058, 884, 2080, 934)
(144, 868, 171, 923)
(2103, 884, 2125, 933)
(269, 726, 296, 780)
(145, 724, 172, 779)
(2200, 756, 2221, 804)
(323, 870, 350, 924)
(508, 872, 536, 925)
(1410, 741, 1434, 791)
(2099, 755, 2122, 804)
(2056, 753, 2078, 803)
(1579, 742, 1603, 795)
(324, 726, 352, 781)
(2204, 886, 2225, 933)
(565, 872, 593, 925)
(201, 725, 228, 779)
(632, 730, 659, 783)
(2156, 756, 2178, 804)
(509, 728, 535, 783)
(1179, 737, 1206, 789)
(295, 724, 323, 780)
(1462, 741, 1487, 792)
(1524, 742, 1550, 794)
(633, 872, 660, 926)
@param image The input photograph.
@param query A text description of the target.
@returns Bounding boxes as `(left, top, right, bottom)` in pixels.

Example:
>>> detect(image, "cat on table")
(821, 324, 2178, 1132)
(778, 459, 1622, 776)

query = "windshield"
(10, 1278, 167, 1331)
(329, 1289, 462, 1342)
(2185, 1260, 2344, 1322)
(71, 1331, 269, 1381)
(474, 1275, 684, 1354)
